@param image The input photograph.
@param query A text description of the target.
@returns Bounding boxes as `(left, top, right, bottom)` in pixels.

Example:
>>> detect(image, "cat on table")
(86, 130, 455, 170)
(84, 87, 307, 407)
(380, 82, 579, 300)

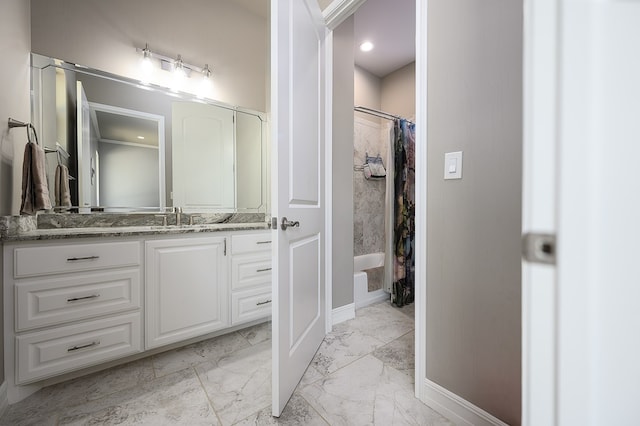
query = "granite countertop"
(0, 212, 271, 241)
(2, 222, 270, 241)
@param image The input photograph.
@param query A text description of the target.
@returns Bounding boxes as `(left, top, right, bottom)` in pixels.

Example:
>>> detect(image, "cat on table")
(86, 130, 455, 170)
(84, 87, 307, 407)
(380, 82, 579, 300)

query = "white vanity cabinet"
(3, 228, 272, 403)
(4, 240, 143, 385)
(145, 236, 229, 349)
(230, 233, 273, 324)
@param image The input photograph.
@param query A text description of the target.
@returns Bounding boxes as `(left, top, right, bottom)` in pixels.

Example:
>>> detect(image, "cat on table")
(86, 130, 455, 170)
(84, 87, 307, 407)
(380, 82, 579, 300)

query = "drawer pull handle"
(67, 294, 100, 303)
(256, 299, 272, 306)
(67, 341, 100, 352)
(256, 268, 272, 273)
(66, 255, 100, 262)
(256, 241, 272, 245)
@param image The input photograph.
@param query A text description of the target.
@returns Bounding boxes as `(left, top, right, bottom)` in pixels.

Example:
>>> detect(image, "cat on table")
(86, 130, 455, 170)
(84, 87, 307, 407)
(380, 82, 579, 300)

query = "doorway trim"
(324, 1, 514, 425)
(322, 0, 427, 407)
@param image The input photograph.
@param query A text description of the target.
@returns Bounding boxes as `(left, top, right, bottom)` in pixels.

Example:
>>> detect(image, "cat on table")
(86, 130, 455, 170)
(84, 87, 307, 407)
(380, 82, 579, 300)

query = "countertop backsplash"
(0, 212, 269, 241)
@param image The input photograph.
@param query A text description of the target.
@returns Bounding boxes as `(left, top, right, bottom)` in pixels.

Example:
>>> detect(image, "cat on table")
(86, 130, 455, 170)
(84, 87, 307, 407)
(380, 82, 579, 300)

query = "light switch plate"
(444, 151, 463, 180)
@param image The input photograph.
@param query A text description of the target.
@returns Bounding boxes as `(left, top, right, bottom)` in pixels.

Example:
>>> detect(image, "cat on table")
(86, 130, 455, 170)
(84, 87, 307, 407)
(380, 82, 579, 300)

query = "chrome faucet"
(189, 214, 201, 226)
(174, 206, 183, 226)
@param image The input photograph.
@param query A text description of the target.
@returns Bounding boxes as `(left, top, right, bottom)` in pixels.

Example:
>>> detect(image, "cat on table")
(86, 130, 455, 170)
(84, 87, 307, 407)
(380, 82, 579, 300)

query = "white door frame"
(322, 0, 367, 334)
(322, 0, 427, 403)
(521, 0, 558, 423)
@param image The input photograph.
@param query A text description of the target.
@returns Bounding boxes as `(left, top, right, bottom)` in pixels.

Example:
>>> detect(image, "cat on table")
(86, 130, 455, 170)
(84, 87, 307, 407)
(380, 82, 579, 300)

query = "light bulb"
(172, 55, 186, 92)
(198, 64, 212, 98)
(360, 41, 374, 52)
(140, 44, 153, 83)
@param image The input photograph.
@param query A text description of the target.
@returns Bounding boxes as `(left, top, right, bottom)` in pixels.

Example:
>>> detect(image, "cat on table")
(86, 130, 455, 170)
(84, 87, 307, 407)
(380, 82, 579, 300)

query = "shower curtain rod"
(354, 106, 414, 124)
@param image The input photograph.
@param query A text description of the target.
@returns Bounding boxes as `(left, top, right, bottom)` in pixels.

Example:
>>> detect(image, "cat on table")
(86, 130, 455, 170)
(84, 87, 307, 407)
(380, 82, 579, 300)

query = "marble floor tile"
(235, 393, 328, 426)
(0, 358, 155, 422)
(345, 301, 414, 344)
(300, 355, 451, 426)
(310, 323, 385, 377)
(0, 408, 58, 426)
(0, 303, 452, 426)
(238, 321, 272, 346)
(372, 331, 415, 380)
(196, 340, 271, 425)
(299, 363, 324, 388)
(57, 368, 219, 425)
(396, 302, 415, 319)
(152, 331, 251, 378)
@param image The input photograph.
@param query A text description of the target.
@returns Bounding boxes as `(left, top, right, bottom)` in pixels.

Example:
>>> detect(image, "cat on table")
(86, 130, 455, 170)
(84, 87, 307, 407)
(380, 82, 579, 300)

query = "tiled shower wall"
(353, 115, 390, 257)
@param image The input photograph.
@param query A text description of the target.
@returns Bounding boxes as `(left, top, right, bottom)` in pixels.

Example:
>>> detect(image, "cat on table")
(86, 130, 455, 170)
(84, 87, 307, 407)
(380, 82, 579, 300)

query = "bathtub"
(353, 252, 389, 309)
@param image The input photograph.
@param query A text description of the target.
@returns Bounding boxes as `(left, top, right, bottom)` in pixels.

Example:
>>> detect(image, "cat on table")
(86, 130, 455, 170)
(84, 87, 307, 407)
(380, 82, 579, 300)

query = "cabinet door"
(145, 237, 228, 349)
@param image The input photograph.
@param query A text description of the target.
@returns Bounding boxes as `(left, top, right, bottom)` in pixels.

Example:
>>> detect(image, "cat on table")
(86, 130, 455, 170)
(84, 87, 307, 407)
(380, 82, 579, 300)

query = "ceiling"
(93, 1, 414, 143)
(231, 0, 416, 78)
(94, 110, 159, 148)
(353, 0, 416, 78)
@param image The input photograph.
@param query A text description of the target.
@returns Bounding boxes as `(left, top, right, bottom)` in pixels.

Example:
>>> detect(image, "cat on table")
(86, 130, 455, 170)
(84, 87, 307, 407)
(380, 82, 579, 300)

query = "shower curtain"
(391, 119, 415, 307)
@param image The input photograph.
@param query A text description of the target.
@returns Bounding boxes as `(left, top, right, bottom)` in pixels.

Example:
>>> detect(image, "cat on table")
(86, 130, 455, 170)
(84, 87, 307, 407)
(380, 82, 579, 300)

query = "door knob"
(281, 217, 300, 230)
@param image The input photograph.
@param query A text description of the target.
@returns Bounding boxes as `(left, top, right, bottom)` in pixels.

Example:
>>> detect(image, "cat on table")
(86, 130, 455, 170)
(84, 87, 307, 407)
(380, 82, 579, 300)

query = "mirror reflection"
(31, 53, 267, 213)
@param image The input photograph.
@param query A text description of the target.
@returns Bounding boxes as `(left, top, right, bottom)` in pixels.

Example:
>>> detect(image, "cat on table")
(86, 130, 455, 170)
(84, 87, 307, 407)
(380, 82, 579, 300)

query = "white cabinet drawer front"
(231, 233, 272, 254)
(14, 241, 141, 278)
(16, 313, 141, 384)
(232, 287, 272, 325)
(16, 269, 141, 331)
(232, 255, 272, 290)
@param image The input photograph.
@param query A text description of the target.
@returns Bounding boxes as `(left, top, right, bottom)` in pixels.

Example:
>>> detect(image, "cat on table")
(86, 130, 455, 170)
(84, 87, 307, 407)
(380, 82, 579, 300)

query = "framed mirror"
(30, 53, 267, 213)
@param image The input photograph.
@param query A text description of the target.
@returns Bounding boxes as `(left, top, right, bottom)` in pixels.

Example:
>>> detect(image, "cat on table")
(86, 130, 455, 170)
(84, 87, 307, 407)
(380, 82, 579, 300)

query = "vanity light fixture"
(136, 44, 213, 82)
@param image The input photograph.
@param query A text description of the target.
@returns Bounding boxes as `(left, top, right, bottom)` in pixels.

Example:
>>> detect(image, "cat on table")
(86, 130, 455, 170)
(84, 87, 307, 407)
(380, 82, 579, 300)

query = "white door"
(271, 0, 327, 417)
(522, 0, 640, 424)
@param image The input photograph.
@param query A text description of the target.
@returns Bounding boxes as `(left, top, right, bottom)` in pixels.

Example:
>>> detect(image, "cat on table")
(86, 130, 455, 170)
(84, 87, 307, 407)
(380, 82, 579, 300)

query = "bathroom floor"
(0, 301, 449, 426)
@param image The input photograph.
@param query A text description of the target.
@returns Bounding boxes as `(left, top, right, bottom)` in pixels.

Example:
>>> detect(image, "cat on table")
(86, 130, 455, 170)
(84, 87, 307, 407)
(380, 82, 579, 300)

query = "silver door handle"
(281, 217, 300, 230)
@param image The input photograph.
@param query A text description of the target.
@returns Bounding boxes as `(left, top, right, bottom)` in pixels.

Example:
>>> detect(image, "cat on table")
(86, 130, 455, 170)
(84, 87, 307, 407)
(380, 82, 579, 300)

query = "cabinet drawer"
(16, 312, 141, 384)
(231, 254, 272, 291)
(231, 287, 272, 325)
(14, 241, 140, 278)
(231, 233, 272, 255)
(16, 269, 141, 331)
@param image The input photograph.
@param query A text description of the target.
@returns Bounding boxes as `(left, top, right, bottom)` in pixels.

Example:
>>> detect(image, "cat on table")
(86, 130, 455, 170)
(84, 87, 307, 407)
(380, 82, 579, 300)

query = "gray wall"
(30, 0, 269, 112)
(0, 0, 31, 385)
(98, 143, 159, 208)
(381, 62, 415, 120)
(332, 16, 355, 308)
(426, 0, 522, 424)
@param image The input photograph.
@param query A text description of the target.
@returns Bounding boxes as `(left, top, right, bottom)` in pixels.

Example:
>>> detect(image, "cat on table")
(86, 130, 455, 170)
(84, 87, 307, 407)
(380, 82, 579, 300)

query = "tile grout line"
(193, 366, 225, 426)
(296, 392, 332, 426)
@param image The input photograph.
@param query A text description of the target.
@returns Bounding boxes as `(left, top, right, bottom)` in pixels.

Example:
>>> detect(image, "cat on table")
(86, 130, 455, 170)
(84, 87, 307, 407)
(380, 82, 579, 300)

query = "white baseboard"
(0, 381, 7, 418)
(332, 303, 355, 325)
(355, 288, 389, 309)
(422, 379, 509, 426)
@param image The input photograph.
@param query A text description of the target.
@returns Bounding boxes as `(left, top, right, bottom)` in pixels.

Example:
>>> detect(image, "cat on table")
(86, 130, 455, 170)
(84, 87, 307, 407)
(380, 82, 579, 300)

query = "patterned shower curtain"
(392, 119, 415, 307)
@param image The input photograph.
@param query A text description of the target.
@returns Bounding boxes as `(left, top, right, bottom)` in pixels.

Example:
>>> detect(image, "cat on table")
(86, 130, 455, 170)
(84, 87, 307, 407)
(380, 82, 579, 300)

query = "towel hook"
(7, 118, 38, 145)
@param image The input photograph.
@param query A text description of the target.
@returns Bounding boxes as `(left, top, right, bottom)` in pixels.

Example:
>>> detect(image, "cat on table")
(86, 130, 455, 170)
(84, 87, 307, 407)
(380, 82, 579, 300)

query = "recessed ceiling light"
(137, 136, 145, 140)
(360, 41, 374, 52)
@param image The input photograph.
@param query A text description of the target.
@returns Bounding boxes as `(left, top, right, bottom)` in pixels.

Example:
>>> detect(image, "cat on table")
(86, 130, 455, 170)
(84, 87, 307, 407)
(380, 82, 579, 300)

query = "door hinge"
(271, 217, 277, 229)
(224, 238, 227, 256)
(522, 233, 556, 265)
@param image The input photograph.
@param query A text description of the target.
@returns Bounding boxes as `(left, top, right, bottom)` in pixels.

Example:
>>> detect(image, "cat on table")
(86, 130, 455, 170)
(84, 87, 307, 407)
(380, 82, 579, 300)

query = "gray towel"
(54, 164, 72, 207)
(20, 142, 52, 215)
